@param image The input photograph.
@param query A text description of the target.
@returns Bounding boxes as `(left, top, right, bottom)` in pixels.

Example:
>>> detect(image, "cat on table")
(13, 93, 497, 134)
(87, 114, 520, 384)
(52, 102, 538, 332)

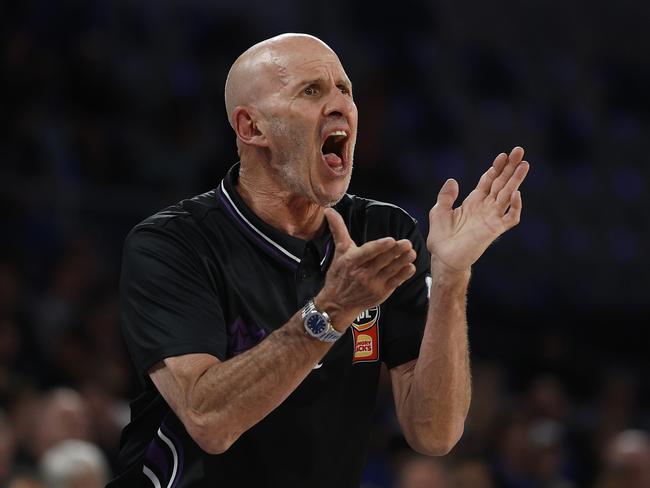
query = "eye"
(304, 85, 319, 96)
(338, 85, 351, 95)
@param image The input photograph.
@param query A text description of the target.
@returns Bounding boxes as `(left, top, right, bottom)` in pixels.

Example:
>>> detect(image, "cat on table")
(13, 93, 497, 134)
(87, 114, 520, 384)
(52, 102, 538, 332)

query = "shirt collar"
(216, 163, 336, 270)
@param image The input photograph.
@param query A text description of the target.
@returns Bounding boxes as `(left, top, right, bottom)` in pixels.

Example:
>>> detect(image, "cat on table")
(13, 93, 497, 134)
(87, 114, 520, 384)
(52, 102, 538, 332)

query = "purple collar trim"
(217, 181, 301, 270)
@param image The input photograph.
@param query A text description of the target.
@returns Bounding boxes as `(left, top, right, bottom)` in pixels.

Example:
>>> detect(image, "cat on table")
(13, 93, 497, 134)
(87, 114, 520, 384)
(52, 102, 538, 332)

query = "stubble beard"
(278, 154, 352, 208)
(269, 117, 352, 208)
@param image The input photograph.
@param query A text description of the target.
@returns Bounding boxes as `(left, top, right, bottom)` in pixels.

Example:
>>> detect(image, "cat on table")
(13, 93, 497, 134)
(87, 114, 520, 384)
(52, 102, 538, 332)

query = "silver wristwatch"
(301, 299, 343, 343)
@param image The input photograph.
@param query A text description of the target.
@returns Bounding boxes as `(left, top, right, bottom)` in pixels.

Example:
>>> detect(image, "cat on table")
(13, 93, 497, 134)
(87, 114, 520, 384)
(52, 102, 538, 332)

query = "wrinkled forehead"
(271, 43, 351, 87)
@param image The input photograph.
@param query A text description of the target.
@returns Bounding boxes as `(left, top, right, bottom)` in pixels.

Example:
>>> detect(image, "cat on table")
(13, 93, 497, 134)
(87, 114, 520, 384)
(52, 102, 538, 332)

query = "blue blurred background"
(1, 1, 649, 487)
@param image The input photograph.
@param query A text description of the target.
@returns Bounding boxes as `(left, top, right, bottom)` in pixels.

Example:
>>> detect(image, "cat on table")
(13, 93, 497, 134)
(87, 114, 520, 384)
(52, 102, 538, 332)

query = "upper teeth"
(330, 130, 347, 138)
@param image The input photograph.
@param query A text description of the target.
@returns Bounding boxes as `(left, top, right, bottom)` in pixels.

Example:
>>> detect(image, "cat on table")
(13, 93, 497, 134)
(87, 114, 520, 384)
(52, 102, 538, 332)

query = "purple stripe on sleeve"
(144, 436, 170, 481)
(161, 423, 185, 488)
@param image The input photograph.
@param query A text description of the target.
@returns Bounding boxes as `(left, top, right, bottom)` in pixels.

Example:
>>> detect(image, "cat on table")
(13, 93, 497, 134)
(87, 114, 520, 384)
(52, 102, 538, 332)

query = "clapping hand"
(317, 209, 417, 330)
(427, 146, 530, 273)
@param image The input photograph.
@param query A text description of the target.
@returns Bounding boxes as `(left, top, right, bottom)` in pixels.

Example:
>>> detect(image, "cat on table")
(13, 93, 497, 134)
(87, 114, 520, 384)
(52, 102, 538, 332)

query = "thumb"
(324, 208, 353, 252)
(435, 178, 459, 210)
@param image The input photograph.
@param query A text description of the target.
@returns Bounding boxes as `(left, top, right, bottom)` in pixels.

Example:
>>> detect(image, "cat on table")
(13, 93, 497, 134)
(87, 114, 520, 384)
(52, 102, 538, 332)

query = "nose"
(323, 87, 356, 120)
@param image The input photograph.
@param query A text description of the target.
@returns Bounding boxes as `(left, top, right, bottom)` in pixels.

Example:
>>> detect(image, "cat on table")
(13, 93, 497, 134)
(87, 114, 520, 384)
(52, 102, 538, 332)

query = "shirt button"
(301, 270, 308, 279)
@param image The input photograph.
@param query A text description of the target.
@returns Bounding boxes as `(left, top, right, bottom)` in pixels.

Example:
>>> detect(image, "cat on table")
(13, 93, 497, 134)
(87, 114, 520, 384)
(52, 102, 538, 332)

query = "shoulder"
(124, 190, 222, 255)
(342, 194, 417, 222)
(341, 193, 417, 226)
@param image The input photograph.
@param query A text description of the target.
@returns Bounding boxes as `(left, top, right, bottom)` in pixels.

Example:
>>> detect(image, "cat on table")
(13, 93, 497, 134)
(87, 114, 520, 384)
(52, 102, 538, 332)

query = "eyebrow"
(299, 77, 353, 91)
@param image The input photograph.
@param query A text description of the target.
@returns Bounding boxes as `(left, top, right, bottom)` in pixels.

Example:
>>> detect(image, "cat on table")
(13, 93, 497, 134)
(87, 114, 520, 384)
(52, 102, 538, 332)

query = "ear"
(232, 106, 269, 148)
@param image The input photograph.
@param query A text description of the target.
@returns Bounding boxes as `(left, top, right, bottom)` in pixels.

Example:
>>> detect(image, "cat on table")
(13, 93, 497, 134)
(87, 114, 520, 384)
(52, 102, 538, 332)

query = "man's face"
(259, 44, 358, 207)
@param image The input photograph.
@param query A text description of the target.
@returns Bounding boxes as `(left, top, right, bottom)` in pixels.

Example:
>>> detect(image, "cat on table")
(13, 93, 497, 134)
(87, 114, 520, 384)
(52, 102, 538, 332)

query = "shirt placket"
(295, 242, 327, 307)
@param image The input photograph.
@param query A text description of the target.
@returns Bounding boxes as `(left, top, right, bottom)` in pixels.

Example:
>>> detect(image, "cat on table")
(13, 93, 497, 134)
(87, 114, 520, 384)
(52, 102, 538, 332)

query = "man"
(40, 440, 110, 488)
(595, 430, 650, 488)
(108, 33, 529, 487)
(395, 455, 450, 488)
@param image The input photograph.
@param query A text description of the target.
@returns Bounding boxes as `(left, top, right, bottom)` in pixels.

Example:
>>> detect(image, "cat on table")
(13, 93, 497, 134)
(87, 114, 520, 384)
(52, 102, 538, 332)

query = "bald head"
(223, 33, 358, 207)
(224, 34, 338, 128)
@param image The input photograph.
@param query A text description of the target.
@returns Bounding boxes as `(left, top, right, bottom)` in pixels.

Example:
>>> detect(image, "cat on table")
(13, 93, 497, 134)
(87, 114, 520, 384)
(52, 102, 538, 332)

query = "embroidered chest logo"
(227, 317, 268, 358)
(351, 305, 380, 363)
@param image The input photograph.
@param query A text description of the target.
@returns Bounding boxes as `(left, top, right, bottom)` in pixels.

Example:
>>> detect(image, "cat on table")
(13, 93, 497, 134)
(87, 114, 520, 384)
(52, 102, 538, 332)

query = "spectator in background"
(33, 240, 99, 359)
(526, 418, 575, 488)
(39, 439, 109, 488)
(395, 455, 449, 488)
(460, 361, 506, 456)
(79, 384, 129, 463)
(492, 412, 530, 486)
(0, 410, 16, 486)
(28, 389, 91, 462)
(4, 469, 44, 488)
(589, 369, 640, 457)
(447, 459, 494, 488)
(594, 430, 650, 488)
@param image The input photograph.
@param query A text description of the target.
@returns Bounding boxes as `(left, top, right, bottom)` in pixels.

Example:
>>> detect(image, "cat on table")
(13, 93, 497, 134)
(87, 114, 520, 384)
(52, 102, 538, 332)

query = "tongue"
(323, 153, 342, 167)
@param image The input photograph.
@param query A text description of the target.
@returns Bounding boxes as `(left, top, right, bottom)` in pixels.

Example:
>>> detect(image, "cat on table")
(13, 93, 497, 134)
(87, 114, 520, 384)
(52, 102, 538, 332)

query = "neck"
(236, 161, 325, 241)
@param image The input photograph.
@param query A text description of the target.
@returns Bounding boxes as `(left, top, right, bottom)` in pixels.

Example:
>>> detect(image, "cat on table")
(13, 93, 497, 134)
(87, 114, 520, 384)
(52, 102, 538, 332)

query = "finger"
(353, 237, 398, 265)
(508, 146, 525, 163)
(434, 178, 459, 210)
(364, 240, 414, 273)
(489, 146, 525, 197)
(492, 151, 509, 173)
(475, 152, 508, 192)
(503, 190, 522, 228)
(475, 166, 498, 195)
(377, 248, 417, 281)
(475, 151, 511, 196)
(324, 208, 354, 252)
(360, 239, 411, 269)
(386, 263, 417, 289)
(496, 161, 529, 208)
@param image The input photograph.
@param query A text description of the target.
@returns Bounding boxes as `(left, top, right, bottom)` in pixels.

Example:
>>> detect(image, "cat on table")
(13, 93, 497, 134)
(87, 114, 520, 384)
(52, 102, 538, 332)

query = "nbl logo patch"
(352, 306, 380, 363)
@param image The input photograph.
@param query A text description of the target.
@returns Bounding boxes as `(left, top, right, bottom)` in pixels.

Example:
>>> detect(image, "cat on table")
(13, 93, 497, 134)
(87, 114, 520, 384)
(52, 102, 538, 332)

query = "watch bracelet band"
(301, 299, 317, 319)
(319, 329, 342, 342)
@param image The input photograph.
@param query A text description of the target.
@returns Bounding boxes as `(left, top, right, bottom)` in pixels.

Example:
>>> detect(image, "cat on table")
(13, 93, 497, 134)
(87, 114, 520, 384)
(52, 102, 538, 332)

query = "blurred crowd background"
(1, 0, 649, 487)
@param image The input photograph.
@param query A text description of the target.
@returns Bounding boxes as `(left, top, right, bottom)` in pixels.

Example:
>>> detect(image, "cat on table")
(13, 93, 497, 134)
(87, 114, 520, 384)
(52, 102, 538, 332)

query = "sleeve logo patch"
(351, 306, 380, 331)
(352, 306, 380, 363)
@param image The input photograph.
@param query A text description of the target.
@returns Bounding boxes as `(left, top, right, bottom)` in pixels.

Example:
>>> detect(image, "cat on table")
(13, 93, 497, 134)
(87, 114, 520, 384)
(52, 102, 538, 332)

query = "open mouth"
(321, 130, 348, 171)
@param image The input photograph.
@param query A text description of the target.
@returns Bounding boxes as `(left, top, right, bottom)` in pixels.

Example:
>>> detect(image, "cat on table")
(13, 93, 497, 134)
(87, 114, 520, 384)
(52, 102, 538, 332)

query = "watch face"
(306, 313, 327, 335)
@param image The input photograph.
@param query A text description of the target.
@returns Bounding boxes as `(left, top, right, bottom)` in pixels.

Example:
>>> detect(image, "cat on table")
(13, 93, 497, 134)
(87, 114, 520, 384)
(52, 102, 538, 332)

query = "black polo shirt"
(109, 163, 431, 488)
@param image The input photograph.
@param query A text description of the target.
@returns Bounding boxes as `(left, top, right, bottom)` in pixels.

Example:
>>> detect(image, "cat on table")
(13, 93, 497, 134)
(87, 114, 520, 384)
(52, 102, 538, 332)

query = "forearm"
(401, 262, 471, 454)
(399, 145, 528, 454)
(186, 311, 331, 452)
(153, 215, 417, 454)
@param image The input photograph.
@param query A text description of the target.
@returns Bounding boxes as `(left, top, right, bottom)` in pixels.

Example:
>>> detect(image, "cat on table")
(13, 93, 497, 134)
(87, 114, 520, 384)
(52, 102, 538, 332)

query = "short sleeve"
(380, 222, 430, 369)
(120, 225, 227, 384)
